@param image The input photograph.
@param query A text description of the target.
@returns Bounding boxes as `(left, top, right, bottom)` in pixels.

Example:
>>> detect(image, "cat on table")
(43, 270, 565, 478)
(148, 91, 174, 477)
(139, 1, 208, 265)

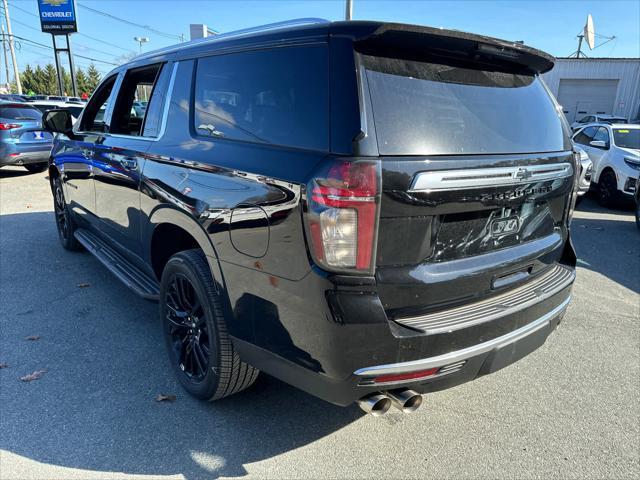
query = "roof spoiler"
(353, 23, 555, 74)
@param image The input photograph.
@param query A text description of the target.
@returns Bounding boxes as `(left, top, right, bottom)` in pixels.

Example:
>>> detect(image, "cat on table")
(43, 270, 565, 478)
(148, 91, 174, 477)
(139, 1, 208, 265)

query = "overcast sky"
(4, 0, 639, 80)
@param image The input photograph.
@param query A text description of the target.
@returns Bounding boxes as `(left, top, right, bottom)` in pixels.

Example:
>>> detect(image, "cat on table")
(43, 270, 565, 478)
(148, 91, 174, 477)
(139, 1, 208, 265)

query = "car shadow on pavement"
(572, 200, 639, 294)
(0, 211, 363, 480)
(0, 167, 33, 178)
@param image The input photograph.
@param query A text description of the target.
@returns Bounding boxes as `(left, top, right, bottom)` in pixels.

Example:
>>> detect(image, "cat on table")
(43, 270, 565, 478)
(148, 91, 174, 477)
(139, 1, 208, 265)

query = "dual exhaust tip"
(357, 389, 423, 416)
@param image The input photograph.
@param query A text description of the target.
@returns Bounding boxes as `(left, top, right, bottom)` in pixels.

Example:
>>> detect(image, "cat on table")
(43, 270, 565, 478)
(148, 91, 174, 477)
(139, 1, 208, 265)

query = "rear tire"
(24, 163, 47, 173)
(597, 170, 619, 208)
(160, 249, 259, 401)
(635, 200, 640, 230)
(53, 178, 82, 251)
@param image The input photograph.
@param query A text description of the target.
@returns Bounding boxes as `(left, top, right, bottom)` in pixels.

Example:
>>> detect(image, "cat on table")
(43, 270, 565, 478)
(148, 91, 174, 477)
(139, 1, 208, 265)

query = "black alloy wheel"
(598, 170, 619, 208)
(53, 178, 81, 251)
(165, 273, 210, 382)
(160, 249, 259, 400)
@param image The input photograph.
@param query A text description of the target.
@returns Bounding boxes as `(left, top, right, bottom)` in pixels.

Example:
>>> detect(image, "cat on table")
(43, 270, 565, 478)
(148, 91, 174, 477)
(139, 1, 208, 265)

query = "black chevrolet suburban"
(43, 19, 577, 416)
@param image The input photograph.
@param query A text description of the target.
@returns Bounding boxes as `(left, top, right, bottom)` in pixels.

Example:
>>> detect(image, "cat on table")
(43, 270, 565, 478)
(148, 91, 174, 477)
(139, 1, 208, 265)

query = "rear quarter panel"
(140, 59, 327, 347)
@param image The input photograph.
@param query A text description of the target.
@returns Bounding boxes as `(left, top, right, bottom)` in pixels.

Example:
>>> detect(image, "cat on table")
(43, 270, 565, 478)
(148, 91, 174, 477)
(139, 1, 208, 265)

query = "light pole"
(134, 36, 149, 53)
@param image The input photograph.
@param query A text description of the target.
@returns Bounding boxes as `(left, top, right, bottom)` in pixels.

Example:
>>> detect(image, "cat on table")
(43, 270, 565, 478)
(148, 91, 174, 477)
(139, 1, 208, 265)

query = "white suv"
(572, 123, 640, 207)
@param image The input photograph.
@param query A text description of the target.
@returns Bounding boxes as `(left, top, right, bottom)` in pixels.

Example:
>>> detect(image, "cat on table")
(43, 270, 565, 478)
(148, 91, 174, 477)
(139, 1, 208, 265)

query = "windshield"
(362, 55, 568, 155)
(613, 129, 640, 150)
(0, 107, 41, 120)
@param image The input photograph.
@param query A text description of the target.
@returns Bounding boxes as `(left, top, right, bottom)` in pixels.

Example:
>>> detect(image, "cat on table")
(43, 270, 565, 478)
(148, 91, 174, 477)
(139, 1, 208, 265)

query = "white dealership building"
(543, 57, 640, 123)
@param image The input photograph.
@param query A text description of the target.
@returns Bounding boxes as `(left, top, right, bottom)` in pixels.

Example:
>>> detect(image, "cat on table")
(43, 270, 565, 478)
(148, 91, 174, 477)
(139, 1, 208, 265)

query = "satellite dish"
(584, 14, 595, 49)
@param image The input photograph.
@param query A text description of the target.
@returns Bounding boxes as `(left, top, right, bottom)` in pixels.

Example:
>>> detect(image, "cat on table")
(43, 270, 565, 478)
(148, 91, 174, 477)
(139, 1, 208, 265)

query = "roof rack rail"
(134, 18, 330, 62)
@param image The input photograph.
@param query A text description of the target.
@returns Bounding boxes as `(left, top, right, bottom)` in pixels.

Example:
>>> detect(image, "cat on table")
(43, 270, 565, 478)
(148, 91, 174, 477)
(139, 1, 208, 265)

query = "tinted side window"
(194, 45, 328, 151)
(80, 74, 118, 132)
(574, 126, 597, 145)
(593, 127, 610, 145)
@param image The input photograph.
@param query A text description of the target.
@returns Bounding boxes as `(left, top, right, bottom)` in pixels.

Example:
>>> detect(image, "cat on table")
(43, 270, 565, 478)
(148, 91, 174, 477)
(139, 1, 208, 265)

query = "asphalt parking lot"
(0, 166, 638, 480)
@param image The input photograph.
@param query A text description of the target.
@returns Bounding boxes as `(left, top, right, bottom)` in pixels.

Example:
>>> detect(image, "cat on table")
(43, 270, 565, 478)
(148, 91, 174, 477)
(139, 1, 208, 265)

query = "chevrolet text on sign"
(37, 0, 78, 34)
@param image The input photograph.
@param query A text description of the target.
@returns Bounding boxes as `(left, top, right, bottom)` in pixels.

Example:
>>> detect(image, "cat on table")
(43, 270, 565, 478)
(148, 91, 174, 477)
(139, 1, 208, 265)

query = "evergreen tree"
(17, 64, 96, 96)
(61, 67, 72, 95)
(32, 66, 46, 94)
(76, 68, 89, 96)
(43, 64, 59, 95)
(20, 65, 36, 93)
(86, 64, 101, 93)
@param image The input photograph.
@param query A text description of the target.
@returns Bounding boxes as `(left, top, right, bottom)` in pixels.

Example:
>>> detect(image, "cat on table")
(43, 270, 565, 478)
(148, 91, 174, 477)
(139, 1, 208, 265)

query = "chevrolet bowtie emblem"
(42, 0, 68, 6)
(514, 167, 532, 180)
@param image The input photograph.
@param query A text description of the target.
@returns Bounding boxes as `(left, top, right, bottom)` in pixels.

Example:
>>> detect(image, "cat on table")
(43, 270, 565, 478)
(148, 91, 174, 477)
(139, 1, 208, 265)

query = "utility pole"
(345, 0, 353, 20)
(1, 25, 10, 91)
(2, 0, 21, 94)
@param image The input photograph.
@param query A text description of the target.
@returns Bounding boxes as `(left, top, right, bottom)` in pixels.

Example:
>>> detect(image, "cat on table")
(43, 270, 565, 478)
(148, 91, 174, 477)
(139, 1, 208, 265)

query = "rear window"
(194, 45, 328, 151)
(0, 106, 41, 120)
(362, 55, 567, 155)
(613, 129, 640, 149)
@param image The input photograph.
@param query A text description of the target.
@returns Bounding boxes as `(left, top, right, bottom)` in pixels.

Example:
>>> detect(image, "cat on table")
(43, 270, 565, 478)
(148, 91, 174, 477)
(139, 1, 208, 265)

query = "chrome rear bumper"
(354, 296, 570, 378)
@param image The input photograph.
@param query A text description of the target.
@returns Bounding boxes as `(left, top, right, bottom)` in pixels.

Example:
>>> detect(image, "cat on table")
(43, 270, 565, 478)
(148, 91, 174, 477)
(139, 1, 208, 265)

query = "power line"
(2, 13, 120, 59)
(7, 1, 136, 53)
(10, 34, 118, 66)
(77, 2, 183, 41)
(77, 32, 135, 54)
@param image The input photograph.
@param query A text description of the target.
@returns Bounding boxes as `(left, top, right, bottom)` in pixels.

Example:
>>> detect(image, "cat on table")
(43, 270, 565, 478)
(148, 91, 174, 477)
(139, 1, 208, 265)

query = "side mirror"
(42, 109, 73, 135)
(589, 140, 607, 149)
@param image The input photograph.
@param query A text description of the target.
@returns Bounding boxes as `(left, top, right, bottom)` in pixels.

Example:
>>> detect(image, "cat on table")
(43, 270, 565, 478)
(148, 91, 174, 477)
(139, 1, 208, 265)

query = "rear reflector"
(373, 368, 440, 384)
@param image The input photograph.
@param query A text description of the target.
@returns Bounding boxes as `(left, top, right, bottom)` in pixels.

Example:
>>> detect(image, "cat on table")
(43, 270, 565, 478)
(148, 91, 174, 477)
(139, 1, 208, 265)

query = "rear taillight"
(305, 160, 381, 274)
(567, 151, 581, 224)
(0, 123, 21, 130)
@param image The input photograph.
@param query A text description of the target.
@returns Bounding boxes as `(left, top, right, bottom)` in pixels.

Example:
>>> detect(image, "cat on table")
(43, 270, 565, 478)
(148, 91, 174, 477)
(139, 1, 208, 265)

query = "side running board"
(74, 229, 160, 301)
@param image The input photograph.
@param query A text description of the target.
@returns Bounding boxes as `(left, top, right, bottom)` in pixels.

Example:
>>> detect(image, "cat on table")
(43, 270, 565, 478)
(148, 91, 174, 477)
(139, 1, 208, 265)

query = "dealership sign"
(37, 0, 78, 34)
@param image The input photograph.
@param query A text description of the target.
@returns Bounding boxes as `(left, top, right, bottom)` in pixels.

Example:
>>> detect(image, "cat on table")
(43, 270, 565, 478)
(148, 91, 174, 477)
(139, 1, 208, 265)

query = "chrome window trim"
(408, 162, 574, 192)
(353, 296, 570, 377)
(153, 61, 178, 141)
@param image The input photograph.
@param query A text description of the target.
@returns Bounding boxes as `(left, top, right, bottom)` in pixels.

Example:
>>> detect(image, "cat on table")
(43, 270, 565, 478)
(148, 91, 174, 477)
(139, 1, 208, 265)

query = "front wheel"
(597, 170, 619, 208)
(53, 178, 82, 251)
(160, 249, 259, 401)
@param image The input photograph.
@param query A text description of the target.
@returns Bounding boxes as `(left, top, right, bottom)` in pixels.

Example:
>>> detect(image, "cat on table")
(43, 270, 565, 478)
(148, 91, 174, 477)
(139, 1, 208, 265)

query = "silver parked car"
(571, 114, 628, 132)
(574, 145, 593, 200)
